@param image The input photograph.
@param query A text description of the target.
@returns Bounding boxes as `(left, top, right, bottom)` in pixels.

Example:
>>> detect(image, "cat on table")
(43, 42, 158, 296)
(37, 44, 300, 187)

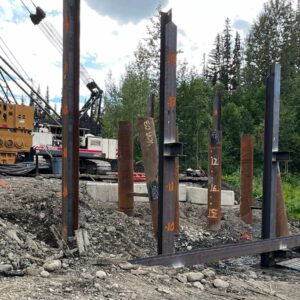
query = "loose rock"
(213, 278, 229, 289)
(40, 270, 50, 278)
(0, 264, 13, 272)
(43, 260, 62, 272)
(119, 262, 136, 270)
(202, 268, 215, 278)
(186, 272, 204, 282)
(96, 270, 107, 279)
(193, 281, 204, 290)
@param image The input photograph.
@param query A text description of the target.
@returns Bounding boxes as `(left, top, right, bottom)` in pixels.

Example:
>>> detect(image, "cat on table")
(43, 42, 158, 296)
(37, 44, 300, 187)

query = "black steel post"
(62, 0, 80, 240)
(261, 63, 281, 266)
(158, 10, 180, 255)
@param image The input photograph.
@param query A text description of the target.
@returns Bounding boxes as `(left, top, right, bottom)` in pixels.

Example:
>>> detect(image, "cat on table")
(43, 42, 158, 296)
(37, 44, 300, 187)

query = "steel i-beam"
(62, 0, 80, 240)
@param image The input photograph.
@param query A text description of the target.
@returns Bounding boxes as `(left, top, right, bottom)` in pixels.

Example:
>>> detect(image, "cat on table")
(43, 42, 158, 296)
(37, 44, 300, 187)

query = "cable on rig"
(19, 0, 104, 134)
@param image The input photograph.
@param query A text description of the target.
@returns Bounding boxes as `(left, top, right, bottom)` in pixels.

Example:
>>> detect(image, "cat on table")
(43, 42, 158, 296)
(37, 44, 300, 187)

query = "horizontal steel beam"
(131, 235, 300, 267)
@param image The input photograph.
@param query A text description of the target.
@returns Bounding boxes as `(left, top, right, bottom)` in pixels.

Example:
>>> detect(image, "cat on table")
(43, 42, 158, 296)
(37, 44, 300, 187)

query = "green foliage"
(101, 0, 300, 178)
(282, 174, 300, 221)
(223, 170, 300, 221)
(177, 72, 212, 170)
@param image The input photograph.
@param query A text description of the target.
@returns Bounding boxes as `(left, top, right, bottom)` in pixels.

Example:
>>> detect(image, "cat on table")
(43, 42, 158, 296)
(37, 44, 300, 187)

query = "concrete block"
(86, 182, 188, 203)
(133, 183, 187, 202)
(179, 184, 187, 202)
(133, 184, 148, 202)
(85, 182, 117, 202)
(186, 186, 234, 206)
(221, 190, 235, 206)
(187, 187, 207, 204)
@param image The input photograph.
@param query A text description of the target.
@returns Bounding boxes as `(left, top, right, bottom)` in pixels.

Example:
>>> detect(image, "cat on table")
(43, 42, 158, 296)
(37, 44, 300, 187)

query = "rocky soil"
(0, 175, 299, 299)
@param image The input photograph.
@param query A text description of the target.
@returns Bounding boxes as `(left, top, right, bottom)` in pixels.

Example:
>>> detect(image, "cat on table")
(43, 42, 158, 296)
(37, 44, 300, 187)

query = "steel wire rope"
(19, 0, 31, 14)
(43, 19, 91, 83)
(0, 58, 61, 121)
(0, 81, 11, 104)
(0, 37, 32, 82)
(0, 43, 23, 77)
(0, 69, 17, 104)
(19, 0, 94, 85)
(38, 22, 62, 54)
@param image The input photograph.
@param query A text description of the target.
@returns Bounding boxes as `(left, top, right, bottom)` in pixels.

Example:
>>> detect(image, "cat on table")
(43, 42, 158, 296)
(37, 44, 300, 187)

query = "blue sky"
(0, 0, 283, 111)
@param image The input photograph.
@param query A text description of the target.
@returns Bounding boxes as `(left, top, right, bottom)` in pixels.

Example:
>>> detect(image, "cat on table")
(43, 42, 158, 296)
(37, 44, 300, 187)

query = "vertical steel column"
(207, 90, 222, 231)
(62, 0, 80, 240)
(147, 93, 155, 118)
(261, 63, 281, 267)
(137, 117, 159, 236)
(158, 10, 179, 255)
(118, 121, 134, 216)
(240, 134, 254, 225)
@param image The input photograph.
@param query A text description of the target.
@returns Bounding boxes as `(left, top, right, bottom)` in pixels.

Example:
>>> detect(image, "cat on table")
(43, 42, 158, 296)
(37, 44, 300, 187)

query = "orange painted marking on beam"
(63, 185, 68, 198)
(166, 222, 175, 232)
(168, 96, 176, 108)
(63, 148, 68, 158)
(168, 52, 176, 65)
(62, 105, 69, 116)
(166, 181, 174, 192)
(64, 16, 70, 32)
(63, 62, 68, 75)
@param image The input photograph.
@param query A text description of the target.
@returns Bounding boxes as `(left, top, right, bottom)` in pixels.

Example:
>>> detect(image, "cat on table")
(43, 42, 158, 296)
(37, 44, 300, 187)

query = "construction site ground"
(0, 176, 300, 300)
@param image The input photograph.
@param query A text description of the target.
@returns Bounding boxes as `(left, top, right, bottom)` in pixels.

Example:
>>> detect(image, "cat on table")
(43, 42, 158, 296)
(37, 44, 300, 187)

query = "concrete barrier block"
(86, 182, 194, 204)
(187, 187, 207, 204)
(186, 186, 234, 206)
(134, 184, 148, 202)
(221, 190, 235, 206)
(179, 184, 187, 202)
(86, 182, 117, 202)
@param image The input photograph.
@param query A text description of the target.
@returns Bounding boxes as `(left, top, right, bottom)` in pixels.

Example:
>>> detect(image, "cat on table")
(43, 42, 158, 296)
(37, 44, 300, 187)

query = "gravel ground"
(0, 175, 299, 299)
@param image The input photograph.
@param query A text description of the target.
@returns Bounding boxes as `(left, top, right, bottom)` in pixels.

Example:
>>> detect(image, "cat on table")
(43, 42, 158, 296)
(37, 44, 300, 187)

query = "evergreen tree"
(220, 18, 232, 90)
(207, 33, 222, 85)
(231, 31, 242, 90)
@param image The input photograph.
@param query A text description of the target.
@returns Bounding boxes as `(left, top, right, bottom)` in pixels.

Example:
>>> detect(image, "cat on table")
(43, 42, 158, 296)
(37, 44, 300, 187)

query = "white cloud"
(0, 0, 279, 107)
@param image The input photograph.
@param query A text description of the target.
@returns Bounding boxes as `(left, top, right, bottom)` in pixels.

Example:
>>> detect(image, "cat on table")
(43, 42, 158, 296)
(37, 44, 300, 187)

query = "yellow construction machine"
(0, 102, 34, 165)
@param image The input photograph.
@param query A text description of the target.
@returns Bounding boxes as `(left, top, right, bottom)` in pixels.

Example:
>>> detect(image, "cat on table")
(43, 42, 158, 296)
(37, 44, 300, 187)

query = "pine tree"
(231, 31, 242, 90)
(220, 18, 232, 90)
(207, 34, 222, 85)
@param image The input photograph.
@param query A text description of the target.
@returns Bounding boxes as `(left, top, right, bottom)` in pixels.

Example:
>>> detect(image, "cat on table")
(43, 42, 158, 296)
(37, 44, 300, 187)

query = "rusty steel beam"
(131, 234, 300, 267)
(276, 168, 289, 237)
(118, 121, 134, 216)
(261, 63, 281, 267)
(240, 134, 254, 225)
(62, 0, 80, 240)
(137, 117, 159, 236)
(207, 90, 222, 231)
(158, 10, 180, 255)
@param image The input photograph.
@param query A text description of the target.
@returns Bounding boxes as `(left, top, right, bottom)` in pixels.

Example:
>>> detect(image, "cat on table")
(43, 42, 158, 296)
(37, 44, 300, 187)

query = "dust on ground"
(0, 176, 299, 300)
